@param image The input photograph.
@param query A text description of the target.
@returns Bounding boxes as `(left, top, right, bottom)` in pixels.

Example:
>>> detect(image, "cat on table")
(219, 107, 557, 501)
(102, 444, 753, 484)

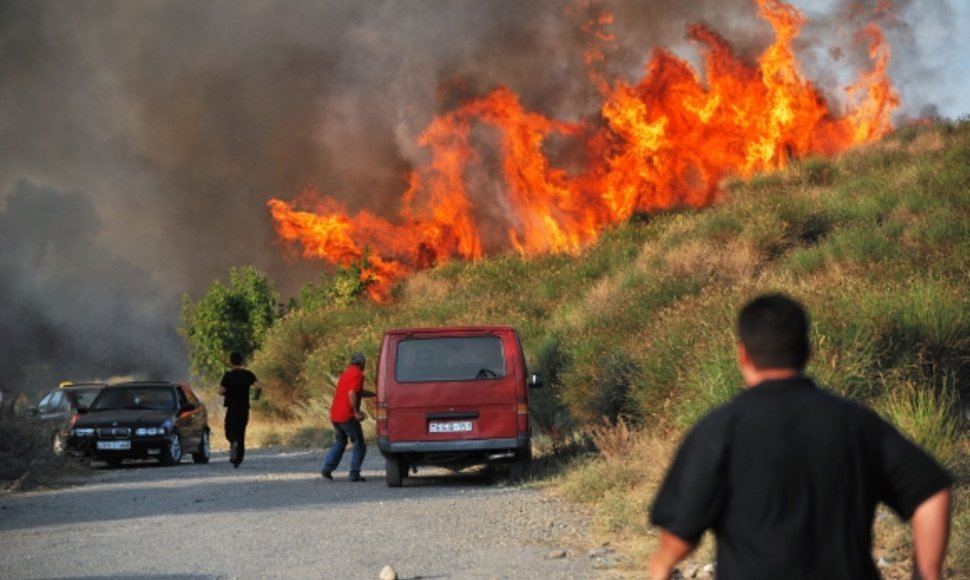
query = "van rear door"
(385, 331, 519, 443)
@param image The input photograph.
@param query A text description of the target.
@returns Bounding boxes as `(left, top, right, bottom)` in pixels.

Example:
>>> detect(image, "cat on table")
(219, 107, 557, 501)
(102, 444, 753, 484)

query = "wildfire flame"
(269, 0, 898, 302)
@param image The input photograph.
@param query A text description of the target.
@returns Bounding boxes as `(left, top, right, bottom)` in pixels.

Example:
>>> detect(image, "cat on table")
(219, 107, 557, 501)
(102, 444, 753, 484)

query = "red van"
(375, 325, 543, 487)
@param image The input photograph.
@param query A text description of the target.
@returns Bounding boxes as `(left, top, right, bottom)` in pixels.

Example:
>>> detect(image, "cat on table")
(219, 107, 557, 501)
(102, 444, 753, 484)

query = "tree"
(180, 266, 279, 382)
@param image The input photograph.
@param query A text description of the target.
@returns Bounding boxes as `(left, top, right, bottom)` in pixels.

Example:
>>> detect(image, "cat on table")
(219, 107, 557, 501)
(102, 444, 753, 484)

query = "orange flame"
(269, 0, 898, 302)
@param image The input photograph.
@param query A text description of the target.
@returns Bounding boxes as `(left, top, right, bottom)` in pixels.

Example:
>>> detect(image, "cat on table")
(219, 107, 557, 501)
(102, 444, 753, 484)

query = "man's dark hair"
(229, 352, 244, 366)
(737, 293, 810, 370)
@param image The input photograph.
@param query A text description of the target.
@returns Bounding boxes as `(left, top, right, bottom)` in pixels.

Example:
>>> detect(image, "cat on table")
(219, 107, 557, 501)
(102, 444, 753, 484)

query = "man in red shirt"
(321, 352, 374, 482)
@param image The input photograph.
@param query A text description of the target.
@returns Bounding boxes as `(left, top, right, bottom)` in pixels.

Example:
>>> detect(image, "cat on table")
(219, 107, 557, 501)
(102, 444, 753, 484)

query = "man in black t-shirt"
(649, 293, 952, 580)
(219, 352, 261, 468)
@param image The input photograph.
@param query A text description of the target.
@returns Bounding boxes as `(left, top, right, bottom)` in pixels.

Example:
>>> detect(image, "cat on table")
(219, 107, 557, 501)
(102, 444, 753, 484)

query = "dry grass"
(0, 421, 91, 492)
(400, 272, 454, 304)
(662, 239, 758, 286)
(201, 392, 369, 452)
(547, 421, 719, 574)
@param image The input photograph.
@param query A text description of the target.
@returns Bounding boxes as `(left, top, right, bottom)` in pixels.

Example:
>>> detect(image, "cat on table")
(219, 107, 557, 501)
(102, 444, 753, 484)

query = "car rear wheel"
(160, 431, 183, 466)
(192, 430, 211, 464)
(386, 455, 404, 487)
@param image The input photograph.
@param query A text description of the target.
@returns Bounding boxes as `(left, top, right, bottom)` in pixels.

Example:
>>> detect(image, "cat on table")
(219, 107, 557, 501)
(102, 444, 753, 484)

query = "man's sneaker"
(349, 475, 367, 482)
(229, 441, 239, 465)
(321, 469, 333, 480)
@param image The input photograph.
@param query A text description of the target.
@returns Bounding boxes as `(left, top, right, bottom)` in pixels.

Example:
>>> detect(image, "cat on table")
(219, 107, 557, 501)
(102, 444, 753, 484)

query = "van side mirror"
(527, 373, 544, 388)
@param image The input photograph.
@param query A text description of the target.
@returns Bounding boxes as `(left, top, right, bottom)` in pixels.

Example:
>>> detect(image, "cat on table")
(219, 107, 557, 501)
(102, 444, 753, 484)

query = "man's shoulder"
(223, 368, 257, 384)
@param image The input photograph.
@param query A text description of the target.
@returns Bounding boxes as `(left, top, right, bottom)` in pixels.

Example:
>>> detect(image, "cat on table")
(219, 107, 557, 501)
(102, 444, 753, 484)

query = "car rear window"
(73, 389, 101, 408)
(92, 387, 176, 411)
(395, 336, 506, 382)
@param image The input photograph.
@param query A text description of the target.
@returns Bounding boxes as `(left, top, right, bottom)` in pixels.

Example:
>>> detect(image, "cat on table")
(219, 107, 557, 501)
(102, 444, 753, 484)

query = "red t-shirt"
(330, 364, 364, 422)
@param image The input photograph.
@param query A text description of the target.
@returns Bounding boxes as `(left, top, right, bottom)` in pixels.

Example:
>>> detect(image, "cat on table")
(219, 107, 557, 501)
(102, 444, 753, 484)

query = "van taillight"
(516, 402, 529, 432)
(376, 404, 388, 434)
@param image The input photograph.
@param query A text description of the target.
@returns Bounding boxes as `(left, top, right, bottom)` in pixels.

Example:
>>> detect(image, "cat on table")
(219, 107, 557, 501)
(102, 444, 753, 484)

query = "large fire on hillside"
(268, 0, 898, 301)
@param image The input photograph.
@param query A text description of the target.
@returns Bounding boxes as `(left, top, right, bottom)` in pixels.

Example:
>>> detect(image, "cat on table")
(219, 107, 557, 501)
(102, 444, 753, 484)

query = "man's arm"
(649, 528, 696, 580)
(348, 390, 364, 420)
(911, 486, 952, 580)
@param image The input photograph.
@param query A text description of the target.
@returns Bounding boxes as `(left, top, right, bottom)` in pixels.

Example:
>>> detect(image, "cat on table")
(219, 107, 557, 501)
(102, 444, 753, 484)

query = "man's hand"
(649, 529, 695, 580)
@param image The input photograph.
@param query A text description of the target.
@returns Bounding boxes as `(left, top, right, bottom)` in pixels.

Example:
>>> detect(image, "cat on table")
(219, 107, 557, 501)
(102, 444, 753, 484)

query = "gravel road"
(0, 447, 631, 579)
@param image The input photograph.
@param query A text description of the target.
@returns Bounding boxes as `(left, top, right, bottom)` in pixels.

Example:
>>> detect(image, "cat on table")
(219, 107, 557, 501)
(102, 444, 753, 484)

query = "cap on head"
(350, 352, 366, 367)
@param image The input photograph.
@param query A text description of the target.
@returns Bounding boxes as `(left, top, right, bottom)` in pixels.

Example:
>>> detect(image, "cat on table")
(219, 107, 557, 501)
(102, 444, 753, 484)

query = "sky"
(1, 0, 967, 390)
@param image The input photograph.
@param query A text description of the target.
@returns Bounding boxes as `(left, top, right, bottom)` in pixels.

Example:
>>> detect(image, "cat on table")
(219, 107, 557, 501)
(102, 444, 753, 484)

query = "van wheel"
(508, 448, 532, 483)
(386, 455, 404, 487)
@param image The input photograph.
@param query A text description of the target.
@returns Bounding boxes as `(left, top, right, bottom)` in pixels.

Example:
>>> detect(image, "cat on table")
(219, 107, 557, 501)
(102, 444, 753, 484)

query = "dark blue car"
(67, 381, 210, 467)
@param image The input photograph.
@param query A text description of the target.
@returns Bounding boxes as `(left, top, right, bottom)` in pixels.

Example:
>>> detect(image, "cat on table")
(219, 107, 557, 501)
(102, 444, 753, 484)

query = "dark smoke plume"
(0, 181, 184, 392)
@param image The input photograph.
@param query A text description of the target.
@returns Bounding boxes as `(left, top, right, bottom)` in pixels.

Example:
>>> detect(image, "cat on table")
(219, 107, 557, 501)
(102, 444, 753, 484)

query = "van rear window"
(396, 336, 506, 382)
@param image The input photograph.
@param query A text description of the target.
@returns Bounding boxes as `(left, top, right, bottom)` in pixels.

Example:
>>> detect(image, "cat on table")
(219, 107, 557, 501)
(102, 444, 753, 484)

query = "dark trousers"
(224, 406, 250, 465)
(322, 419, 366, 477)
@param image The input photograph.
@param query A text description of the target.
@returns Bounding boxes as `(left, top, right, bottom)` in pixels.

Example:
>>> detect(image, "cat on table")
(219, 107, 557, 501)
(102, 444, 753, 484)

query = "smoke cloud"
(0, 0, 966, 393)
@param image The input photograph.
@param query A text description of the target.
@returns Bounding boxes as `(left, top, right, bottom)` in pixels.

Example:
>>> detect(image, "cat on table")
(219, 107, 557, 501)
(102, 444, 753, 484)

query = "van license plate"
(429, 421, 473, 433)
(97, 440, 131, 450)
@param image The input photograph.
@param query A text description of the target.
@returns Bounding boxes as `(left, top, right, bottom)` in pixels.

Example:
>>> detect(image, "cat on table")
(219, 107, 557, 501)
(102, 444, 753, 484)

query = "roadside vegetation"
(3, 120, 966, 575)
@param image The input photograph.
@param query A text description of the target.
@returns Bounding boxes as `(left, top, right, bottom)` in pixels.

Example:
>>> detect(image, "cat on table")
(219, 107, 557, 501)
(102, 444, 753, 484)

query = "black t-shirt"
(650, 377, 952, 580)
(220, 368, 258, 411)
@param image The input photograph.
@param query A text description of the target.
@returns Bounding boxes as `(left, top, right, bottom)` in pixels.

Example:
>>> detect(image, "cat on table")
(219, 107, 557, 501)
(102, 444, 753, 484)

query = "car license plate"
(97, 440, 131, 450)
(429, 421, 473, 433)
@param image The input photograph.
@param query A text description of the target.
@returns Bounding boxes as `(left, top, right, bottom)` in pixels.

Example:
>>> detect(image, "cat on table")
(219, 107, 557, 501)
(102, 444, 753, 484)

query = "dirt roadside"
(0, 447, 637, 579)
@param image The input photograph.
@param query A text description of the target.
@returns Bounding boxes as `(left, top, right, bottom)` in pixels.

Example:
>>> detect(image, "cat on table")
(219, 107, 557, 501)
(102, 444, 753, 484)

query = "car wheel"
(105, 458, 123, 468)
(192, 429, 211, 464)
(160, 431, 183, 466)
(386, 455, 404, 487)
(52, 431, 67, 456)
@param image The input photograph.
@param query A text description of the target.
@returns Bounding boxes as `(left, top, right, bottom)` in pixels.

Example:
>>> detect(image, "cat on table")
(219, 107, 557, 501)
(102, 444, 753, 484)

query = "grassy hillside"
(250, 119, 969, 575)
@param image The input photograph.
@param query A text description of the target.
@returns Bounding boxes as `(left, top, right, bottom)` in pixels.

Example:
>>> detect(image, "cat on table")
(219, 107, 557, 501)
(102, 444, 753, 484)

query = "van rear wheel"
(508, 447, 532, 483)
(386, 455, 404, 487)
